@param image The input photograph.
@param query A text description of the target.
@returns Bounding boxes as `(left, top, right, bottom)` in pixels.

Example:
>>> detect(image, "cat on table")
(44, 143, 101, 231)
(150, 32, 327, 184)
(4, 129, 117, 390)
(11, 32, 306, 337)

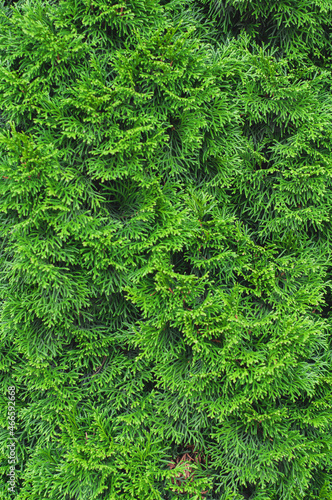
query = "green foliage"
(192, 0, 332, 64)
(0, 0, 332, 499)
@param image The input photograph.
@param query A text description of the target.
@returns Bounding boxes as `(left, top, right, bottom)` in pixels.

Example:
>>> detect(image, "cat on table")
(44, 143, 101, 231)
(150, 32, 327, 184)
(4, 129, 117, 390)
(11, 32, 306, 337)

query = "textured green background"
(0, 1, 332, 498)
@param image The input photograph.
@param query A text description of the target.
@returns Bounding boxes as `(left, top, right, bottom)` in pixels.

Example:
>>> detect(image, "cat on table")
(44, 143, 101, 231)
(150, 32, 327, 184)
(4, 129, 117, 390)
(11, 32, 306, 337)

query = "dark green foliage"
(192, 0, 332, 64)
(0, 1, 332, 499)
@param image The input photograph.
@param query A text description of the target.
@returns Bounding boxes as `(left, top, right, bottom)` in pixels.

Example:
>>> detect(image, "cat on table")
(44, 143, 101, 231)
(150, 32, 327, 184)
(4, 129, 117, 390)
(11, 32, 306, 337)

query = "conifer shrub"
(0, 1, 332, 499)
(192, 0, 332, 64)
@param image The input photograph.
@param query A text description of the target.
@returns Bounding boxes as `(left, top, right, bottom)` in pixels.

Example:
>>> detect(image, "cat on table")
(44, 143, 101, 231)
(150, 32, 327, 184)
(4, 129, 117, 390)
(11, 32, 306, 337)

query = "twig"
(92, 355, 107, 376)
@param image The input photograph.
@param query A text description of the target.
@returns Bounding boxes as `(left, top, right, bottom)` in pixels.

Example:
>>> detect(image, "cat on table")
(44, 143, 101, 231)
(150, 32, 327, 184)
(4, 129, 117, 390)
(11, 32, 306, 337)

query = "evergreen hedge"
(0, 0, 332, 499)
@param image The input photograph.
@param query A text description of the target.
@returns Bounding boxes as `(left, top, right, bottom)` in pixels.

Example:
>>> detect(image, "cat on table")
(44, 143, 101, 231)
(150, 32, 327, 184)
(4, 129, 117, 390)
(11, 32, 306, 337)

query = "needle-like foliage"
(0, 1, 332, 499)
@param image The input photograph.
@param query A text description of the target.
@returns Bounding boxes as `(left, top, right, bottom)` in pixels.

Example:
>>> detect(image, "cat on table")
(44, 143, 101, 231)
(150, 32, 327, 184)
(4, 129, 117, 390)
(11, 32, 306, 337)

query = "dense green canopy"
(0, 1, 332, 499)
